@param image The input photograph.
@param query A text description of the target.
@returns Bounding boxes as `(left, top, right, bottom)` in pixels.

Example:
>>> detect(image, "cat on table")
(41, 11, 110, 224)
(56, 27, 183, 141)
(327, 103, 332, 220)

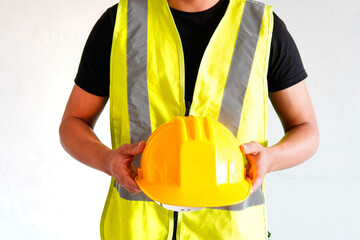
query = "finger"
(119, 141, 146, 157)
(245, 162, 251, 172)
(121, 174, 141, 194)
(112, 167, 141, 194)
(129, 164, 138, 179)
(251, 175, 264, 194)
(240, 141, 261, 155)
(250, 165, 267, 193)
(248, 165, 255, 180)
(136, 140, 146, 149)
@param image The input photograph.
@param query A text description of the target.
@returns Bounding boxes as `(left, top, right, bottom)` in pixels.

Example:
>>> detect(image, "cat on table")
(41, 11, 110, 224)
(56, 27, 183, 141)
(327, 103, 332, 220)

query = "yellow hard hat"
(136, 116, 251, 209)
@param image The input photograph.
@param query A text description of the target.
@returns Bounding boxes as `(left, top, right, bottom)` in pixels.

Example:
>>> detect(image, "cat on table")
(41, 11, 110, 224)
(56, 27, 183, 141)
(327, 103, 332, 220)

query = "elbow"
(59, 119, 67, 150)
(309, 121, 320, 158)
(59, 117, 74, 152)
(314, 126, 320, 153)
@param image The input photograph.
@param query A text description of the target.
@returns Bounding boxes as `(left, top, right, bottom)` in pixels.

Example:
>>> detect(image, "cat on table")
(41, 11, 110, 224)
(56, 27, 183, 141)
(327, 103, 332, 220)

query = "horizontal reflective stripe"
(115, 181, 153, 201)
(210, 186, 265, 211)
(115, 181, 264, 210)
(218, 1, 265, 136)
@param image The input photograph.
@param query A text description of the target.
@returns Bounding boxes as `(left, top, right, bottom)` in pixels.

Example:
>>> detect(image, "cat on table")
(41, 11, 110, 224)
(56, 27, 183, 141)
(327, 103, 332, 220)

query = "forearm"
(267, 121, 319, 173)
(59, 117, 112, 175)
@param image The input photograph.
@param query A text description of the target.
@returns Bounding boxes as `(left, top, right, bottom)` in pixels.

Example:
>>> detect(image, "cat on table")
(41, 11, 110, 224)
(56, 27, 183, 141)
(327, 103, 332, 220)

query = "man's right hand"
(59, 85, 147, 195)
(105, 141, 146, 194)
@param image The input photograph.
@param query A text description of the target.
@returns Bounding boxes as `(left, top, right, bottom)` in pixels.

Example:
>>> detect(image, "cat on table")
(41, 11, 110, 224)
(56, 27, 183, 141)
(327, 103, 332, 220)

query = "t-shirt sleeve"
(267, 12, 308, 92)
(74, 5, 117, 97)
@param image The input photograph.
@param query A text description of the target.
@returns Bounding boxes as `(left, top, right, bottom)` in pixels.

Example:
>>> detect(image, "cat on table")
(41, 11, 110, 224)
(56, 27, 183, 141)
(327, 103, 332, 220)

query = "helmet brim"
(136, 177, 252, 208)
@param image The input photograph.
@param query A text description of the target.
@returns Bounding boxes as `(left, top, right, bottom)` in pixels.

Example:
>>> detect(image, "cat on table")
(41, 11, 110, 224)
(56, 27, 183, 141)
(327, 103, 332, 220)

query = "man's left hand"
(240, 141, 273, 193)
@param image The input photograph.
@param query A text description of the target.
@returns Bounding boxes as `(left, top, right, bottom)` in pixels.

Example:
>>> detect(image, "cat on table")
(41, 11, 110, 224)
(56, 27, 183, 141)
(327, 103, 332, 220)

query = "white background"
(1, 0, 359, 239)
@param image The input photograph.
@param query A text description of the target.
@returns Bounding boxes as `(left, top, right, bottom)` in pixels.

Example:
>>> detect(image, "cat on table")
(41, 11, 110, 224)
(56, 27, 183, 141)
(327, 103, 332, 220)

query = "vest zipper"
(172, 211, 178, 240)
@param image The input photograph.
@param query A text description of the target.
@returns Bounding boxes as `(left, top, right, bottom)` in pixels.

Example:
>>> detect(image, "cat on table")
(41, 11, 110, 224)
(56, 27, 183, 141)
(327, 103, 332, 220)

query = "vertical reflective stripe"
(115, 0, 152, 202)
(211, 186, 264, 211)
(218, 1, 265, 136)
(127, 0, 151, 148)
(217, 1, 266, 210)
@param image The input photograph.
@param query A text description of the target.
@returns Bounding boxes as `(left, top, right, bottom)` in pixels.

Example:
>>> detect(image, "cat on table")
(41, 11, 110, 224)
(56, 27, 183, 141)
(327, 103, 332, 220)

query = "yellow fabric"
(180, 207, 268, 239)
(190, 0, 245, 120)
(101, 179, 173, 240)
(236, 4, 273, 148)
(102, 0, 274, 239)
(147, 0, 186, 130)
(109, 0, 130, 148)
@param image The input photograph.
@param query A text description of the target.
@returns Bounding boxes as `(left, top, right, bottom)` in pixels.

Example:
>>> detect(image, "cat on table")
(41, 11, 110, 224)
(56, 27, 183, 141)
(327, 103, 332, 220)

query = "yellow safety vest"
(101, 0, 273, 239)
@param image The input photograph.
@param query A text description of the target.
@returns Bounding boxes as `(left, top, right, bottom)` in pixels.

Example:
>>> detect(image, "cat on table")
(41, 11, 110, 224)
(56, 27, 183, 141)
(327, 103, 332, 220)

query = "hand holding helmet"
(241, 141, 273, 194)
(105, 141, 146, 194)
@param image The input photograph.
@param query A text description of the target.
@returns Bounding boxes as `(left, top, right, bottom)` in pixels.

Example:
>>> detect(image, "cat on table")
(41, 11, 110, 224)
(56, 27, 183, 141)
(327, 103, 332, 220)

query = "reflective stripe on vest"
(103, 0, 274, 238)
(115, 0, 152, 202)
(218, 1, 265, 136)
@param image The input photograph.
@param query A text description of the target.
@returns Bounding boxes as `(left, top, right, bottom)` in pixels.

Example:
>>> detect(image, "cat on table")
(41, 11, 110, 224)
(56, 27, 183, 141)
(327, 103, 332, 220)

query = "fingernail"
(242, 144, 247, 150)
(250, 188, 254, 194)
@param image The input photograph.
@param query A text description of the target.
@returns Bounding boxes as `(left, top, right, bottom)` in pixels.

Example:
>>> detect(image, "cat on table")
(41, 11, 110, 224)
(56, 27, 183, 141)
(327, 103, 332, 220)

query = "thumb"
(240, 141, 261, 155)
(120, 141, 146, 155)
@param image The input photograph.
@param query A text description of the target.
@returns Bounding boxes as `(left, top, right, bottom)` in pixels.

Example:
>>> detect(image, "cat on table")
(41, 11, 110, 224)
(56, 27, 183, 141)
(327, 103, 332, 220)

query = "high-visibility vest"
(101, 0, 273, 239)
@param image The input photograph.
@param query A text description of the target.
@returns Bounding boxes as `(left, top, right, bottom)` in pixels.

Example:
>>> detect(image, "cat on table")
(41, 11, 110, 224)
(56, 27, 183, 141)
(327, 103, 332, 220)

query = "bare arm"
(59, 85, 142, 193)
(267, 81, 319, 171)
(241, 81, 319, 192)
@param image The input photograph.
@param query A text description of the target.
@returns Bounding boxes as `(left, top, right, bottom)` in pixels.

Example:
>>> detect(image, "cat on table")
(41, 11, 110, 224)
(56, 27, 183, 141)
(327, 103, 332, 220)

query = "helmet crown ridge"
(176, 116, 217, 188)
(175, 116, 215, 142)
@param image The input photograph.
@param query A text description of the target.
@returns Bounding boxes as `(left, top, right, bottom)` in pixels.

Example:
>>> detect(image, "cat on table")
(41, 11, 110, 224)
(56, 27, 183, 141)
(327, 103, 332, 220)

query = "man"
(59, 0, 319, 239)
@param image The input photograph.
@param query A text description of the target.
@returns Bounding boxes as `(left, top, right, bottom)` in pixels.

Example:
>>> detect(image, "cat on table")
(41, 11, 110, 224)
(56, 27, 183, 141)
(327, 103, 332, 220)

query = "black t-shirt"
(75, 0, 307, 101)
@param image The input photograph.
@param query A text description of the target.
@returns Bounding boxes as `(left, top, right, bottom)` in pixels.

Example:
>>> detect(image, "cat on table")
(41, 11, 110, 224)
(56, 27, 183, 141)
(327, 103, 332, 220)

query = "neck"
(168, 0, 221, 12)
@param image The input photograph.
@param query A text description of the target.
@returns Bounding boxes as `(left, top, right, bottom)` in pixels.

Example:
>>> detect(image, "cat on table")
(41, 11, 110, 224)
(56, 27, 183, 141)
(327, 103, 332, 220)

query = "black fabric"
(268, 12, 307, 92)
(75, 1, 307, 99)
(170, 0, 229, 101)
(172, 211, 178, 240)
